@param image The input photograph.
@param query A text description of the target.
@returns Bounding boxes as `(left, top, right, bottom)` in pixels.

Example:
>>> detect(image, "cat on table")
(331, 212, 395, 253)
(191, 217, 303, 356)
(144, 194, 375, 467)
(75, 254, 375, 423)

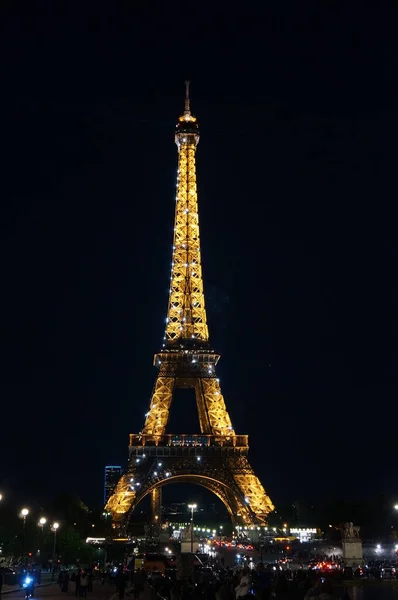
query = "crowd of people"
(1, 560, 359, 600)
(33, 564, 146, 600)
(58, 569, 94, 596)
(113, 568, 146, 600)
(152, 563, 354, 600)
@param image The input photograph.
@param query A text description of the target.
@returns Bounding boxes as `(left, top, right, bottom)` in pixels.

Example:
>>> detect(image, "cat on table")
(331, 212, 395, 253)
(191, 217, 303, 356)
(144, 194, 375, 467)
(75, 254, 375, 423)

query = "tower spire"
(164, 83, 207, 346)
(184, 80, 191, 115)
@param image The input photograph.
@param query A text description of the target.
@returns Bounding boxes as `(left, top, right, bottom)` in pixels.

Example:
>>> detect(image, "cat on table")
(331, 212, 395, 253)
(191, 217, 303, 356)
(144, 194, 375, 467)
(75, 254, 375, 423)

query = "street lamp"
(219, 525, 223, 544)
(188, 504, 197, 554)
(20, 508, 29, 562)
(51, 522, 59, 581)
(102, 511, 111, 565)
(394, 504, 398, 511)
(38, 518, 47, 556)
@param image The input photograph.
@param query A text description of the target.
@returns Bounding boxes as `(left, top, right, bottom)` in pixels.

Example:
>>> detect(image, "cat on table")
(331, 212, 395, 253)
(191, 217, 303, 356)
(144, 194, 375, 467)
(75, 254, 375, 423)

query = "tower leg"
(151, 487, 162, 525)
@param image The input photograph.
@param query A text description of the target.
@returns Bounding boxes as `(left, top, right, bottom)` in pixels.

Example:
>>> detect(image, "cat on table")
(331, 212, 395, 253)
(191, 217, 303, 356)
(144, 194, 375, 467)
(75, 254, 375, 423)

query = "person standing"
(62, 571, 69, 593)
(75, 571, 81, 598)
(80, 572, 88, 598)
(88, 572, 93, 593)
(304, 578, 333, 599)
(235, 568, 251, 599)
(117, 572, 126, 600)
(133, 569, 145, 600)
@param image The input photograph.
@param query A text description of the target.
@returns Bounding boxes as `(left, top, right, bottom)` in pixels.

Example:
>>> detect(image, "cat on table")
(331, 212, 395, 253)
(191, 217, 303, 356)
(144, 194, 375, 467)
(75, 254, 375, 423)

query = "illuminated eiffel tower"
(106, 83, 274, 530)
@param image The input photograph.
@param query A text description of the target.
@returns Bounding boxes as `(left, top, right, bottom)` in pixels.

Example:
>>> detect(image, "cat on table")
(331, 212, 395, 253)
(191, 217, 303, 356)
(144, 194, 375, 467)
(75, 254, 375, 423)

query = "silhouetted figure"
(75, 571, 81, 598)
(62, 571, 69, 593)
(88, 572, 93, 593)
(133, 570, 145, 600)
(235, 568, 251, 599)
(80, 573, 88, 598)
(116, 573, 126, 600)
(170, 582, 180, 600)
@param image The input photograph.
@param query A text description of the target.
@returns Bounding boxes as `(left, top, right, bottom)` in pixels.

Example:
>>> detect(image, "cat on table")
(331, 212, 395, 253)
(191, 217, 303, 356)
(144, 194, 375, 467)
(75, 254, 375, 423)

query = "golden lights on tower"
(164, 81, 207, 345)
(105, 83, 274, 528)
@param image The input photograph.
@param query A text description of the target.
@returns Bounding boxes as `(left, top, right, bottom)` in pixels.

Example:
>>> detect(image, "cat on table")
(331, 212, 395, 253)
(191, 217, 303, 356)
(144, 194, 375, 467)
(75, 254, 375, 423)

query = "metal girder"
(142, 377, 174, 436)
(141, 373, 234, 438)
(201, 377, 235, 436)
(105, 474, 136, 523)
(150, 488, 162, 524)
(106, 452, 274, 529)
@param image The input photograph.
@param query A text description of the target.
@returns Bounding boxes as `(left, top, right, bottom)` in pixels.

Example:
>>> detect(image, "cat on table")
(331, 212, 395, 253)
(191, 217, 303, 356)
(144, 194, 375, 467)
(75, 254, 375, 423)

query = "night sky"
(1, 4, 397, 511)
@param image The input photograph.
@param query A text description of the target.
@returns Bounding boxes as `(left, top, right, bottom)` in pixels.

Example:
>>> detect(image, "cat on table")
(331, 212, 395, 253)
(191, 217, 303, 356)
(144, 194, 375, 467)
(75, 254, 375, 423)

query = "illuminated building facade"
(290, 528, 318, 542)
(106, 83, 274, 531)
(104, 465, 122, 504)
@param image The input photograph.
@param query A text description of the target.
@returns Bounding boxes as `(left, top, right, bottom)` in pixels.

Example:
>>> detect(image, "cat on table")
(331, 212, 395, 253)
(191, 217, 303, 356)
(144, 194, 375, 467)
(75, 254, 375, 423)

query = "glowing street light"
(188, 503, 197, 554)
(51, 523, 60, 581)
(38, 517, 47, 555)
(394, 504, 398, 511)
(20, 508, 29, 562)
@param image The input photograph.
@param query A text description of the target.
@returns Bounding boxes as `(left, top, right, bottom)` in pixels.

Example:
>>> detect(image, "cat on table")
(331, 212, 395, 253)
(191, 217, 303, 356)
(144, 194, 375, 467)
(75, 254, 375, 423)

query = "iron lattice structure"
(106, 83, 274, 529)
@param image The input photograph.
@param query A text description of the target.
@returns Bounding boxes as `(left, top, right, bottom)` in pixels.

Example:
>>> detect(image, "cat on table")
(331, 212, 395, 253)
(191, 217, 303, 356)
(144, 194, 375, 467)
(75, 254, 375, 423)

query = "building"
(104, 465, 122, 504)
(290, 527, 318, 542)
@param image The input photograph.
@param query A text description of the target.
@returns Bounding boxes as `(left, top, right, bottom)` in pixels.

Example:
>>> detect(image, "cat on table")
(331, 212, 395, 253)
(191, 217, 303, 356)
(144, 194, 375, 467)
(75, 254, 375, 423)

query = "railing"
(129, 433, 248, 448)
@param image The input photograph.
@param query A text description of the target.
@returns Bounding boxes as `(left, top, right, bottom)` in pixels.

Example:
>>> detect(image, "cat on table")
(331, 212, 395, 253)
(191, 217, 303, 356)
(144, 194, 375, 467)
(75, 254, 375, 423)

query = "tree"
(58, 525, 95, 566)
(46, 493, 92, 537)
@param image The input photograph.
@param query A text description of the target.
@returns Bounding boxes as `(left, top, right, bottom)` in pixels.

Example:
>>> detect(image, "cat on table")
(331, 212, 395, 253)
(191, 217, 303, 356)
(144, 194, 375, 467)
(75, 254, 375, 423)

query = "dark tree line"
(0, 492, 106, 564)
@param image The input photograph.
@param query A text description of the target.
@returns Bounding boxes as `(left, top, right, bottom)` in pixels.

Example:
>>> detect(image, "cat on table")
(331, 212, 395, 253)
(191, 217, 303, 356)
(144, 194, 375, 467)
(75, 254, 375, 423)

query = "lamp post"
(188, 504, 197, 554)
(102, 511, 111, 566)
(38, 517, 47, 558)
(21, 508, 29, 563)
(219, 525, 223, 544)
(51, 522, 59, 581)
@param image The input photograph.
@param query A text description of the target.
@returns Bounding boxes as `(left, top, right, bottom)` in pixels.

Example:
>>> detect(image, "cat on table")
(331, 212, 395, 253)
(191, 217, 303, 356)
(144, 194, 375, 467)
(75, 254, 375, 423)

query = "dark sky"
(0, 4, 397, 511)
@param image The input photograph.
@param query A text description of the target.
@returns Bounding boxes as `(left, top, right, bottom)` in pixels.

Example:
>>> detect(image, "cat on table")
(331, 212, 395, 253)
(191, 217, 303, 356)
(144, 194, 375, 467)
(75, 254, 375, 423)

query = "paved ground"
(2, 582, 118, 600)
(338, 586, 398, 599)
(2, 574, 53, 595)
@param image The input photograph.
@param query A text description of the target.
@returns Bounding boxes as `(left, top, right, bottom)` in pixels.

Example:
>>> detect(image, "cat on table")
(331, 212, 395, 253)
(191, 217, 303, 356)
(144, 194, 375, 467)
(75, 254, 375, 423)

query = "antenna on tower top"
(184, 80, 191, 114)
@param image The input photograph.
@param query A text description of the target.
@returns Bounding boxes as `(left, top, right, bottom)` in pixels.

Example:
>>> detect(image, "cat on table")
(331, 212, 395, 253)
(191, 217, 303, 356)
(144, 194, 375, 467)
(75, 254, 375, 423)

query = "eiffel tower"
(106, 83, 274, 530)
